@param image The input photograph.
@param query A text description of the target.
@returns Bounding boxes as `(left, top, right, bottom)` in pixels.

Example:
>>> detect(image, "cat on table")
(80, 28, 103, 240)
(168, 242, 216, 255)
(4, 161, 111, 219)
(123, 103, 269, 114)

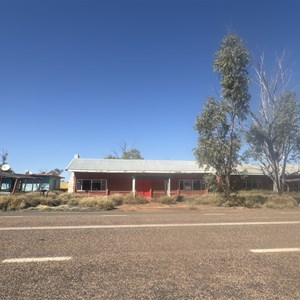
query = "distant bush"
(0, 190, 299, 211)
(264, 194, 298, 209)
(78, 196, 115, 210)
(156, 195, 177, 205)
(109, 194, 124, 206)
(123, 193, 148, 205)
(210, 190, 299, 208)
(184, 193, 224, 207)
(0, 192, 115, 211)
(289, 192, 300, 205)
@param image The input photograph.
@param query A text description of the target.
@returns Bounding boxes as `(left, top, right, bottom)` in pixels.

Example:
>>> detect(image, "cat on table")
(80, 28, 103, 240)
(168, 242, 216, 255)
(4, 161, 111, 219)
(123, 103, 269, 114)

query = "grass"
(0, 192, 116, 211)
(183, 190, 300, 209)
(0, 190, 299, 211)
(156, 195, 178, 205)
(122, 193, 149, 205)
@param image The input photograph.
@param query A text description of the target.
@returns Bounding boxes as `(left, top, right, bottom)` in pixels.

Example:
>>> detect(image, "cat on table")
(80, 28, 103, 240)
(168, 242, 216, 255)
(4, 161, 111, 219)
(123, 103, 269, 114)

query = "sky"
(1, 0, 300, 180)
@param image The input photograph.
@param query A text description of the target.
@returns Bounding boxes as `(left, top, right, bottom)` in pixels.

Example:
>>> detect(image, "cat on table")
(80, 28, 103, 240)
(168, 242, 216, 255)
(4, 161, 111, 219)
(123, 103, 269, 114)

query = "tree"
(105, 142, 143, 160)
(0, 150, 8, 167)
(194, 33, 250, 197)
(48, 168, 64, 175)
(244, 54, 300, 194)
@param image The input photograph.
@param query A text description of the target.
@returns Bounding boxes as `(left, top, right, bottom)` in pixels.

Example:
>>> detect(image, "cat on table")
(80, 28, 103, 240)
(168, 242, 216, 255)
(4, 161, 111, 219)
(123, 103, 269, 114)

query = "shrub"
(123, 193, 148, 205)
(264, 195, 298, 209)
(0, 196, 10, 211)
(156, 195, 177, 205)
(0, 192, 116, 211)
(109, 194, 124, 206)
(77, 196, 115, 210)
(289, 192, 300, 205)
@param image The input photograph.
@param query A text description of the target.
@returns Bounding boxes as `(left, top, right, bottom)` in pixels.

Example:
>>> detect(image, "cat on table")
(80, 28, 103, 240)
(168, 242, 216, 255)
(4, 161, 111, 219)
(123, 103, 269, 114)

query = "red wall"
(74, 172, 207, 197)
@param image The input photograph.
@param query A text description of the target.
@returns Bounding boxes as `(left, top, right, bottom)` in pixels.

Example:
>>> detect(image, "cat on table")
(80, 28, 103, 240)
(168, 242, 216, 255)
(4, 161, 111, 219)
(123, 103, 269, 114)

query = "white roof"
(66, 157, 300, 176)
(66, 158, 211, 174)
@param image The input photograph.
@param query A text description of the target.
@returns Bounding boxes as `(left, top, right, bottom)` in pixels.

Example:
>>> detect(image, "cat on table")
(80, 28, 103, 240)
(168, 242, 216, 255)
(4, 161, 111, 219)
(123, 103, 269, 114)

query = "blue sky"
(1, 0, 300, 179)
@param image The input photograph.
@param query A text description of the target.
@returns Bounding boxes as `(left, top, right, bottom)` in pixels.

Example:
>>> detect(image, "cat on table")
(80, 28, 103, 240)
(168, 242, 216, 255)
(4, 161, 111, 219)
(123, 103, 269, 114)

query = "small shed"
(0, 171, 37, 194)
(29, 173, 62, 192)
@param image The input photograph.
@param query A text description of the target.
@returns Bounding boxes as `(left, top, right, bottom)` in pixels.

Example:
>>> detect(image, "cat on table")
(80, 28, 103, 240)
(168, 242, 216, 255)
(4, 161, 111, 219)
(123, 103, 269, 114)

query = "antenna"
(1, 164, 11, 172)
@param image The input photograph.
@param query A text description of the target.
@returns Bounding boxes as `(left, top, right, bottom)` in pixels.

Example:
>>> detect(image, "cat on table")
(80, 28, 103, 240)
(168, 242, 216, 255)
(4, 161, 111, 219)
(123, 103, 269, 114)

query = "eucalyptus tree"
(0, 150, 8, 168)
(194, 33, 250, 197)
(105, 141, 143, 159)
(244, 54, 300, 194)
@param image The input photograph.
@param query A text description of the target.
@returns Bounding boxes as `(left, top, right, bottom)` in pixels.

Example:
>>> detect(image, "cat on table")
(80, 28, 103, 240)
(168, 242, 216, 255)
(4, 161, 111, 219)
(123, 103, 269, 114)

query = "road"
(0, 208, 300, 299)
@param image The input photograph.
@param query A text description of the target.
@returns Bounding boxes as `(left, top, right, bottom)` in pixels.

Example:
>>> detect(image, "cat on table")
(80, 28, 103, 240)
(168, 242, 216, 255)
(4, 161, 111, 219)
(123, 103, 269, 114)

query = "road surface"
(1, 208, 300, 299)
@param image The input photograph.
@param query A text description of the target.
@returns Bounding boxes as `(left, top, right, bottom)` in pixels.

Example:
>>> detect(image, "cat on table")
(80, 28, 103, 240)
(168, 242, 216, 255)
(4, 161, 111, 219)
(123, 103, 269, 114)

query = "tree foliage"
(194, 33, 250, 197)
(244, 54, 300, 193)
(48, 168, 64, 175)
(0, 150, 8, 167)
(105, 142, 143, 160)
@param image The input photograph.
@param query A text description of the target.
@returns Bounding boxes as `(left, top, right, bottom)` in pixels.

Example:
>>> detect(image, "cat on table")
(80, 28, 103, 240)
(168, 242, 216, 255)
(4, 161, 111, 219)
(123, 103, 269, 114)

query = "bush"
(109, 194, 124, 206)
(264, 194, 298, 209)
(0, 196, 10, 211)
(1, 190, 299, 211)
(77, 196, 115, 210)
(0, 192, 116, 211)
(123, 193, 148, 204)
(289, 192, 300, 205)
(156, 195, 177, 205)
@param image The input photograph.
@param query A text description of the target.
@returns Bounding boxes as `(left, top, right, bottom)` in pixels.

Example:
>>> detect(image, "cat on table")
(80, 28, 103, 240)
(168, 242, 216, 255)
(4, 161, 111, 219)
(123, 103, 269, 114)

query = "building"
(28, 173, 62, 192)
(0, 171, 62, 194)
(0, 171, 37, 194)
(66, 155, 300, 196)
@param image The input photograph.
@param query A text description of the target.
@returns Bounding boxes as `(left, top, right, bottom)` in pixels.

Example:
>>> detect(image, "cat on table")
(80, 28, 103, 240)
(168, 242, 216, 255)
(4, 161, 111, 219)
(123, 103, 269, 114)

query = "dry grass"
(0, 192, 115, 211)
(263, 194, 298, 209)
(183, 190, 300, 209)
(156, 195, 178, 205)
(184, 193, 224, 206)
(0, 190, 299, 211)
(123, 193, 149, 205)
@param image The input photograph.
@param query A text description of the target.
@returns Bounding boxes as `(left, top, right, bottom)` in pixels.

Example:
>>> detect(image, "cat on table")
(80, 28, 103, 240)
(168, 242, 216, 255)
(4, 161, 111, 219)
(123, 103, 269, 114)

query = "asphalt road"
(0, 208, 300, 299)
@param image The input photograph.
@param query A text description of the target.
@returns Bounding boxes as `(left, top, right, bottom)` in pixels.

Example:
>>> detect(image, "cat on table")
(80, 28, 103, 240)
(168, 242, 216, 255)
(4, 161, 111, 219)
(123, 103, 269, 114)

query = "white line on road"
(2, 257, 72, 263)
(250, 248, 300, 253)
(0, 221, 300, 231)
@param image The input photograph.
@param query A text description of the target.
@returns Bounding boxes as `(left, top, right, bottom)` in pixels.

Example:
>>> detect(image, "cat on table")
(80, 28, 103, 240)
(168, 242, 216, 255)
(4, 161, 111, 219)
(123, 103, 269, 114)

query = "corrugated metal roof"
(66, 158, 212, 174)
(66, 157, 300, 176)
(236, 164, 300, 176)
(0, 171, 36, 179)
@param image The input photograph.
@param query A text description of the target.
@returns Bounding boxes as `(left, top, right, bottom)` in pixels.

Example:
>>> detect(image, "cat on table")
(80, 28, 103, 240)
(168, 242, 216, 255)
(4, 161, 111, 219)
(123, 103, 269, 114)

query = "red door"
(136, 179, 152, 197)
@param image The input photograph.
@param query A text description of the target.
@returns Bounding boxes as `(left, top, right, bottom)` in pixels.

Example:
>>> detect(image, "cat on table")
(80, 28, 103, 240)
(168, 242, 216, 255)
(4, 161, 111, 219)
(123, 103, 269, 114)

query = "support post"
(12, 179, 18, 194)
(167, 177, 171, 197)
(132, 176, 136, 196)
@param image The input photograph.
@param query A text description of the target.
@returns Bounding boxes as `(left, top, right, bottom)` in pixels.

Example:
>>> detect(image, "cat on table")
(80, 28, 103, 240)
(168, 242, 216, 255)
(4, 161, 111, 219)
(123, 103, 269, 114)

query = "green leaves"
(194, 32, 250, 196)
(213, 33, 250, 120)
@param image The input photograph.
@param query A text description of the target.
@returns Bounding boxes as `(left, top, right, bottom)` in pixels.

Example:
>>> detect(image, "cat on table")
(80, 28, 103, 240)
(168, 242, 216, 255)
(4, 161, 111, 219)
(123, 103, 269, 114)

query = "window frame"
(76, 179, 107, 191)
(242, 179, 262, 189)
(179, 180, 206, 191)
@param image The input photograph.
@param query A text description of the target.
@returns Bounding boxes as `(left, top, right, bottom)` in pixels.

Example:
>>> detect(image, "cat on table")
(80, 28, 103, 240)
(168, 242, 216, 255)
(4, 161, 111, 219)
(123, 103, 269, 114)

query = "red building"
(66, 155, 211, 197)
(66, 155, 300, 197)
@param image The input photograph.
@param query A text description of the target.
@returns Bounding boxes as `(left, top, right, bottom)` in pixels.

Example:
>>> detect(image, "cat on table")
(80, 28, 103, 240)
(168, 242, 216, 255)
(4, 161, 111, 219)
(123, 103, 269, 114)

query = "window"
(76, 179, 107, 191)
(179, 180, 206, 190)
(242, 179, 262, 189)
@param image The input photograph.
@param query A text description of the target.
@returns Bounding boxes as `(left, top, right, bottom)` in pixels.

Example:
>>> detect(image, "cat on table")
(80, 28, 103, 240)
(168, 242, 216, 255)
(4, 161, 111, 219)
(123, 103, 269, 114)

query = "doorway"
(136, 179, 152, 197)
